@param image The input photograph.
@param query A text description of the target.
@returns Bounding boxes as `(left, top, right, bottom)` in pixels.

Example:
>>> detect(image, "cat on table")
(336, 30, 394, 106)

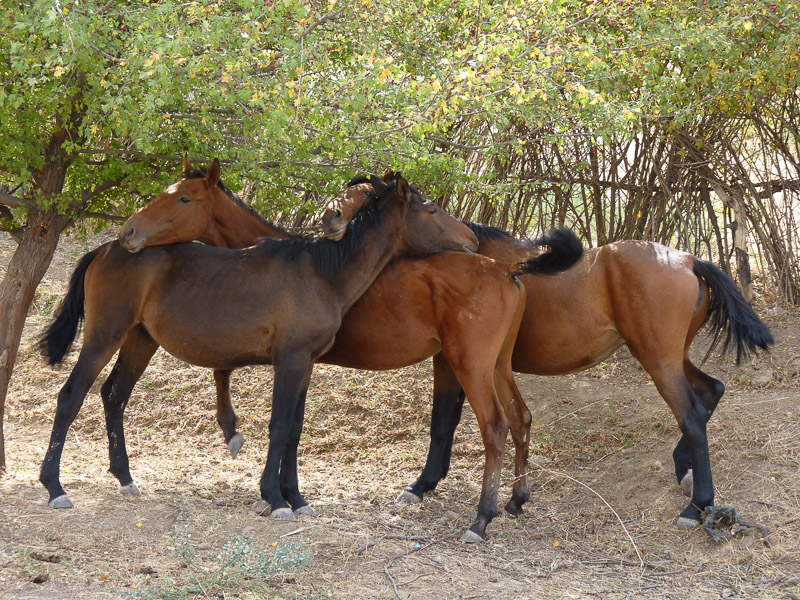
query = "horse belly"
(321, 277, 440, 370)
(141, 298, 276, 369)
(512, 269, 623, 375)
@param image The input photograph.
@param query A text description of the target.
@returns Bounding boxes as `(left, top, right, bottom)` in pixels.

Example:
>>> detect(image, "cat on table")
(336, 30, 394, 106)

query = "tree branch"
(300, 2, 352, 42)
(0, 191, 36, 210)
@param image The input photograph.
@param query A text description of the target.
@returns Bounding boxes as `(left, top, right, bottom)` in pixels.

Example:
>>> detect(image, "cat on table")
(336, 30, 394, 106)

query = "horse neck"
(205, 198, 291, 248)
(328, 202, 407, 314)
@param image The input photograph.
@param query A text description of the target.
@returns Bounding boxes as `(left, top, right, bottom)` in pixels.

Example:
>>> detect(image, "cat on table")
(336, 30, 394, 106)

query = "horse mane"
(183, 167, 292, 237)
(256, 181, 385, 278)
(462, 221, 515, 242)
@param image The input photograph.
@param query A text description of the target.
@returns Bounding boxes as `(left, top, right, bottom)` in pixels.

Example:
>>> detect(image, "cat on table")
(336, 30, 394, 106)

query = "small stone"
(31, 573, 49, 584)
(752, 369, 774, 386)
(530, 455, 552, 467)
(136, 565, 157, 575)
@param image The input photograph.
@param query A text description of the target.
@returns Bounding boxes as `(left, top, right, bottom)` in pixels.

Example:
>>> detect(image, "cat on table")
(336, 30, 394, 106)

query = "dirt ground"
(0, 230, 798, 600)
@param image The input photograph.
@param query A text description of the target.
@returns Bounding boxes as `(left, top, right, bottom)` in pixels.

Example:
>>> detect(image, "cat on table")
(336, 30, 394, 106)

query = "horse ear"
(206, 158, 221, 187)
(381, 169, 395, 183)
(369, 175, 388, 195)
(395, 174, 410, 202)
(183, 153, 193, 173)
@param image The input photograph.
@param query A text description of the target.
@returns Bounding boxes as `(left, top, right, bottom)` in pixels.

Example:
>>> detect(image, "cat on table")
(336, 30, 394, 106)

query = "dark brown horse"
(322, 188, 774, 530)
(47, 162, 584, 541)
(38, 170, 483, 526)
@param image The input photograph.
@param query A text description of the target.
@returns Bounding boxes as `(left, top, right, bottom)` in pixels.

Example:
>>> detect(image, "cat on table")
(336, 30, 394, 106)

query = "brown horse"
(38, 170, 483, 526)
(47, 163, 584, 541)
(322, 187, 774, 530)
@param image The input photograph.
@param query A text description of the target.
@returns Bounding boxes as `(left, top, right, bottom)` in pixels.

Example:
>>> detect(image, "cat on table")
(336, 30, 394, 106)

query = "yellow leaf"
(743, 21, 753, 31)
(553, 540, 560, 547)
(136, 522, 143, 528)
(379, 68, 391, 83)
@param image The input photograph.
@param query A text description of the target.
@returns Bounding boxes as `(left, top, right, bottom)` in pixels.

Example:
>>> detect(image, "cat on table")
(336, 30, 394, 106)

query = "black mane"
(256, 181, 384, 278)
(183, 167, 292, 237)
(462, 221, 514, 242)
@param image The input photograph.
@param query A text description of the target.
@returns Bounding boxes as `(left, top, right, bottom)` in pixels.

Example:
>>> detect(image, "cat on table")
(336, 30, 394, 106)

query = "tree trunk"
(711, 182, 753, 303)
(0, 209, 68, 471)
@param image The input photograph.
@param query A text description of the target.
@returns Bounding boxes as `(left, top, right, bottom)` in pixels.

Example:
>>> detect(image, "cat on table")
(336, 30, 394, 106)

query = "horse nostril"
(122, 226, 135, 240)
(334, 209, 343, 219)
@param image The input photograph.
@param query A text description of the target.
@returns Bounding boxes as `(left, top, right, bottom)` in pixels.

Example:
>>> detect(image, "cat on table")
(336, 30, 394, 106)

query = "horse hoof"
(459, 530, 484, 544)
(294, 505, 315, 517)
(253, 499, 270, 516)
(396, 489, 423, 504)
(119, 483, 141, 497)
(48, 494, 74, 509)
(270, 507, 295, 520)
(676, 516, 701, 530)
(228, 433, 244, 459)
(679, 469, 694, 497)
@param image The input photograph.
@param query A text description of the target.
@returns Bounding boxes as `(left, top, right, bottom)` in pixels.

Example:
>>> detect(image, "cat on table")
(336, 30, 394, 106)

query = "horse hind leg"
(214, 369, 244, 458)
(100, 325, 159, 498)
(673, 360, 725, 497)
(493, 369, 531, 518)
(40, 342, 122, 508)
(454, 368, 509, 543)
(645, 364, 715, 529)
(399, 352, 465, 504)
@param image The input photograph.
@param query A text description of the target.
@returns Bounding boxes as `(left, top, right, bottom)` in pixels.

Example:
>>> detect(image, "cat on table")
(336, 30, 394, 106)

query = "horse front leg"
(279, 363, 314, 515)
(213, 369, 244, 458)
(41, 344, 119, 508)
(100, 325, 158, 498)
(399, 352, 465, 504)
(257, 354, 312, 520)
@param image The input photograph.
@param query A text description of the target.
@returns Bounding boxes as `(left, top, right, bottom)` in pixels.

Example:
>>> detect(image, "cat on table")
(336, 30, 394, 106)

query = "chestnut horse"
(46, 163, 584, 541)
(322, 187, 774, 530)
(38, 171, 482, 525)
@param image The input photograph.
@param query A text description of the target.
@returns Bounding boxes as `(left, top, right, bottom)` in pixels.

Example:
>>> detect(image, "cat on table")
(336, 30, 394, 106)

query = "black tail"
(693, 259, 774, 364)
(38, 247, 101, 365)
(511, 227, 584, 276)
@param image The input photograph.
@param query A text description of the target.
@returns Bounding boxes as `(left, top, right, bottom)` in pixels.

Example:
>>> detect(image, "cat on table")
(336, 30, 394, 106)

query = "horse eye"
(428, 207, 437, 215)
(179, 196, 191, 204)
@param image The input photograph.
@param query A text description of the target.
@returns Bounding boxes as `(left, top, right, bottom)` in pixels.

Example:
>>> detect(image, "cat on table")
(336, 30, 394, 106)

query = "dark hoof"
(503, 501, 523, 518)
(293, 505, 315, 517)
(676, 516, 701, 530)
(459, 530, 484, 544)
(119, 483, 141, 497)
(228, 433, 245, 459)
(679, 469, 693, 497)
(396, 488, 423, 504)
(48, 494, 74, 509)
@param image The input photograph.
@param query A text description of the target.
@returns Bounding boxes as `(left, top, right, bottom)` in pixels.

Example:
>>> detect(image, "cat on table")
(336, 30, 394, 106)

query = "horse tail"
(38, 247, 101, 365)
(692, 259, 774, 364)
(509, 227, 583, 276)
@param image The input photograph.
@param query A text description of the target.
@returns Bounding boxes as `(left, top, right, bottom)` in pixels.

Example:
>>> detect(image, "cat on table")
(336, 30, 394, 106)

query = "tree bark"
(0, 208, 69, 471)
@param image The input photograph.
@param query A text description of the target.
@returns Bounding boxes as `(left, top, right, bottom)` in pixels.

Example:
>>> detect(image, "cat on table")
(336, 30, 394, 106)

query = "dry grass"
(0, 231, 799, 599)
